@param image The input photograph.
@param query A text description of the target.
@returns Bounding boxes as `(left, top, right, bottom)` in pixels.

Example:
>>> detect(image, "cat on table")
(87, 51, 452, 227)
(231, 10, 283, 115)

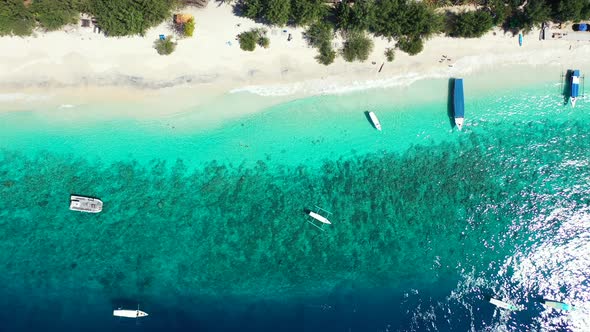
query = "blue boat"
(453, 78, 464, 130)
(518, 33, 523, 46)
(571, 69, 580, 107)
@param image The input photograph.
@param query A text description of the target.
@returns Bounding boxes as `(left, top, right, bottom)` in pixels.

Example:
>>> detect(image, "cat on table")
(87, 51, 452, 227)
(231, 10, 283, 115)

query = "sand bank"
(0, 3, 589, 113)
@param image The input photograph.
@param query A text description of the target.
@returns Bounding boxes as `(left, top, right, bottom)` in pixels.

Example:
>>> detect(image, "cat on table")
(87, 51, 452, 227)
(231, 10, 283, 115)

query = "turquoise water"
(1, 70, 589, 331)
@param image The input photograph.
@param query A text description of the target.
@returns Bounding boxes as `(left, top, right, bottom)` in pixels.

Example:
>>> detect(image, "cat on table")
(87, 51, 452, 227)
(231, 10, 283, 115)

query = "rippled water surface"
(0, 73, 589, 331)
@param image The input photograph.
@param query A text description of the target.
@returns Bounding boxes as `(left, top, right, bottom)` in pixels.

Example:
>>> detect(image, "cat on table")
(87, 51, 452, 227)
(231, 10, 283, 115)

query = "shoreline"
(1, 4, 589, 115)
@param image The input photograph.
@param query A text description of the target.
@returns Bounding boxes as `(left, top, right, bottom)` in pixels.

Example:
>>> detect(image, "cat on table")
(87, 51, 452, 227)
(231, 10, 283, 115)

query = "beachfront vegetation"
(238, 28, 268, 51)
(238, 30, 257, 51)
(385, 48, 395, 62)
(154, 35, 176, 55)
(291, 0, 325, 26)
(342, 31, 373, 62)
(90, 0, 174, 36)
(305, 21, 336, 65)
(31, 0, 80, 31)
(184, 17, 195, 37)
(447, 10, 495, 38)
(0, 0, 35, 36)
(258, 34, 270, 48)
(265, 0, 291, 26)
(396, 36, 423, 55)
(1, 0, 590, 62)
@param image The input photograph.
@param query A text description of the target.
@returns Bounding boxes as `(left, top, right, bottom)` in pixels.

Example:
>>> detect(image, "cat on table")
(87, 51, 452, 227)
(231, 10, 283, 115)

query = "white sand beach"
(0, 3, 589, 114)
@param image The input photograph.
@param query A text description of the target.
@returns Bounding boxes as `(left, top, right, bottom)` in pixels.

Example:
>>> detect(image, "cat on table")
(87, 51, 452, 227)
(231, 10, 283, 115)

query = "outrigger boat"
(489, 298, 519, 311)
(113, 305, 148, 319)
(543, 300, 575, 311)
(571, 69, 580, 107)
(368, 111, 382, 131)
(305, 205, 332, 231)
(453, 78, 465, 130)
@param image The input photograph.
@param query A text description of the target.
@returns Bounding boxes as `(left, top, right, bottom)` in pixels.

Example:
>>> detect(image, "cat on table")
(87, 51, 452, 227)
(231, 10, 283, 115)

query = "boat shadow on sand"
(562, 69, 573, 105)
(447, 78, 456, 129)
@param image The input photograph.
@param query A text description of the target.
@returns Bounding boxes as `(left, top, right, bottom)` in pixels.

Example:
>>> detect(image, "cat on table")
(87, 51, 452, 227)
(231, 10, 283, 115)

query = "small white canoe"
(308, 211, 331, 224)
(368, 111, 382, 131)
(113, 309, 149, 318)
(489, 298, 519, 311)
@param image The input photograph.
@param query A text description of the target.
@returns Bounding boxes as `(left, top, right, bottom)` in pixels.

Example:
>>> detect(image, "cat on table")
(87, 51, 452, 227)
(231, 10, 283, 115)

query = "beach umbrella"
(579, 23, 588, 31)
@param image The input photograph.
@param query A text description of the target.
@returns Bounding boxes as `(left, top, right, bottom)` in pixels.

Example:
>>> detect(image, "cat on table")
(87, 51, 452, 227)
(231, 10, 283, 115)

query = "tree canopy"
(447, 10, 495, 38)
(305, 21, 336, 65)
(291, 0, 325, 26)
(31, 0, 81, 31)
(89, 0, 175, 36)
(342, 31, 374, 62)
(0, 0, 35, 36)
(1, 0, 590, 62)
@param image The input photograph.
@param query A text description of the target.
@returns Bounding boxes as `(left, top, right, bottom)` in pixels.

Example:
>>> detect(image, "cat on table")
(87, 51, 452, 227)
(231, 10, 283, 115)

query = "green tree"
(370, 0, 403, 38)
(90, 0, 174, 36)
(398, 2, 442, 39)
(334, 0, 353, 31)
(184, 17, 195, 37)
(317, 42, 336, 65)
(385, 48, 394, 62)
(448, 10, 494, 38)
(507, 0, 550, 33)
(305, 21, 336, 65)
(552, 0, 585, 22)
(488, 0, 508, 25)
(291, 0, 325, 26)
(305, 20, 332, 48)
(349, 0, 375, 32)
(0, 0, 35, 36)
(238, 29, 258, 51)
(370, 0, 442, 41)
(396, 36, 423, 55)
(154, 35, 176, 55)
(264, 0, 290, 26)
(341, 31, 373, 62)
(242, 0, 264, 20)
(31, 0, 80, 31)
(256, 28, 270, 48)
(258, 35, 270, 48)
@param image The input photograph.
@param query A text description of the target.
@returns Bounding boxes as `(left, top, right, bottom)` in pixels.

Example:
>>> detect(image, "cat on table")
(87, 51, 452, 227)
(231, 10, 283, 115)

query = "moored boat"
(489, 298, 519, 311)
(571, 69, 580, 107)
(308, 210, 331, 225)
(113, 308, 149, 318)
(69, 195, 103, 213)
(453, 78, 465, 130)
(368, 111, 382, 131)
(543, 300, 575, 311)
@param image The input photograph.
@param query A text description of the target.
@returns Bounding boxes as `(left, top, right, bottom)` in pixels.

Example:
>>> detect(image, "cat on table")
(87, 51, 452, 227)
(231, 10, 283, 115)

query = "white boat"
(489, 298, 519, 311)
(308, 211, 331, 224)
(543, 300, 575, 311)
(113, 308, 148, 318)
(368, 111, 382, 131)
(69, 195, 103, 213)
